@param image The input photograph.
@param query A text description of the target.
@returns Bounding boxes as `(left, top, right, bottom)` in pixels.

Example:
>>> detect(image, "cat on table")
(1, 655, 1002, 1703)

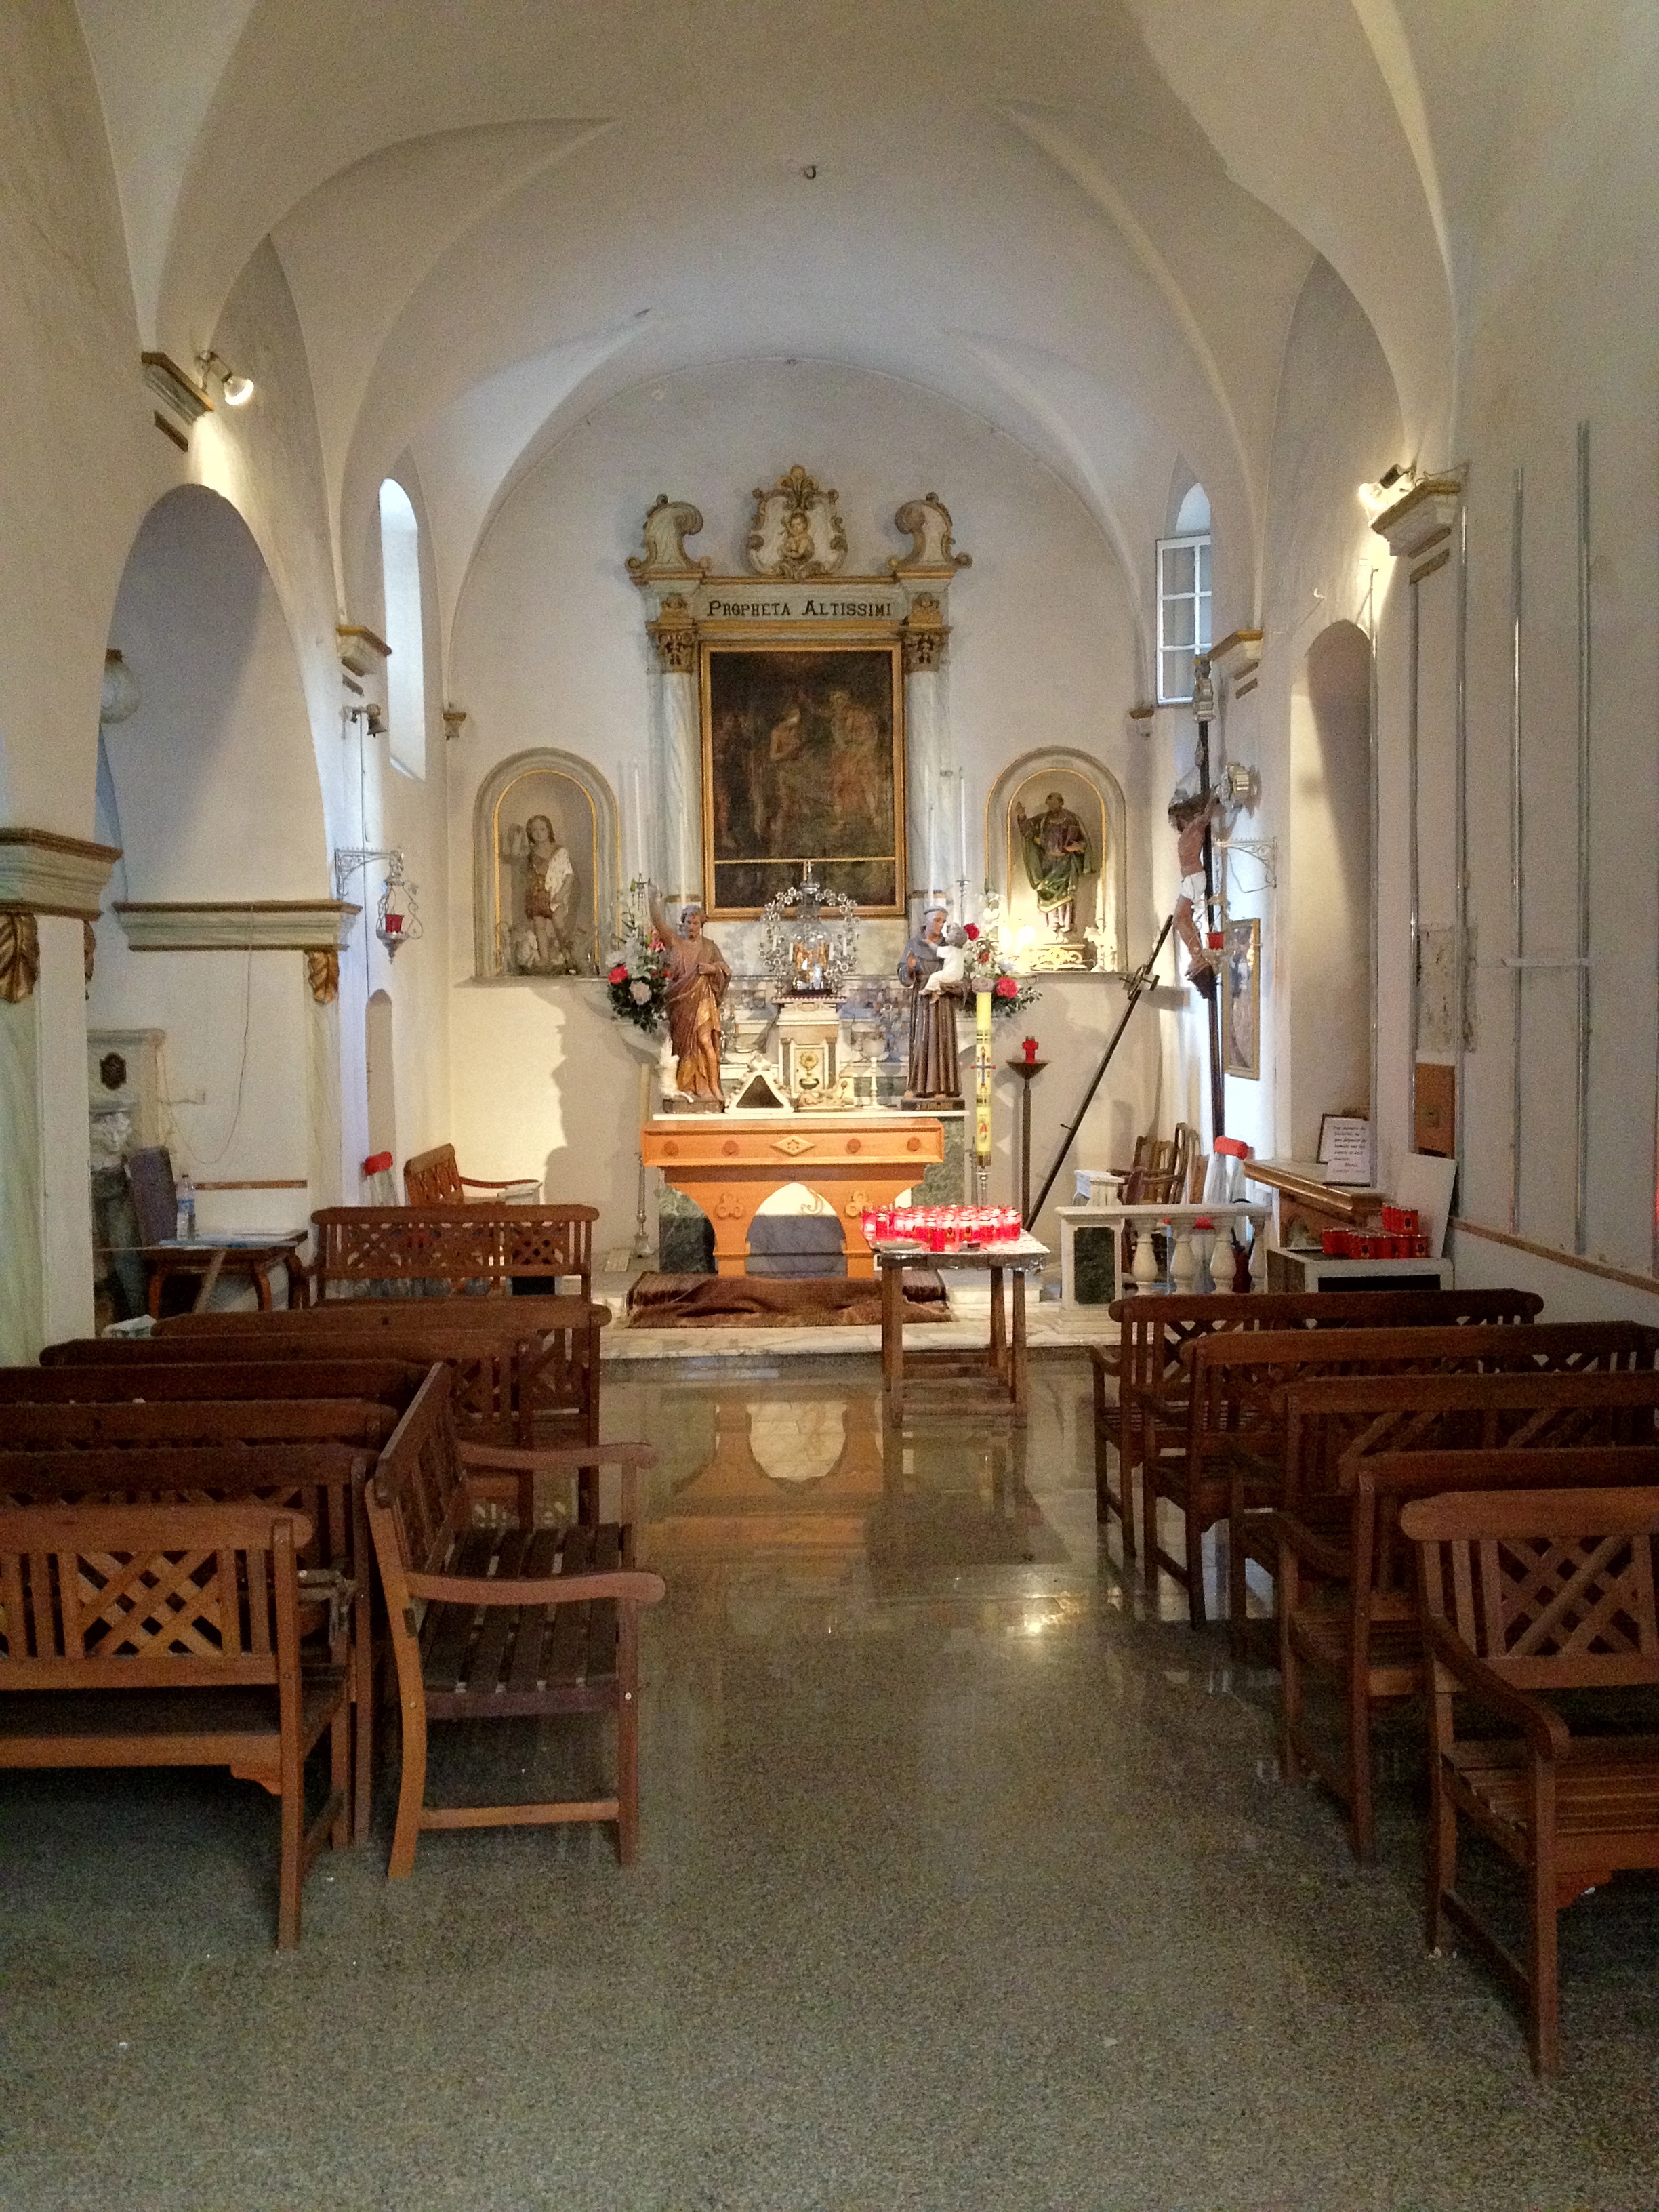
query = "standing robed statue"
(1016, 790, 1094, 937)
(898, 906, 964, 1103)
(650, 893, 731, 1107)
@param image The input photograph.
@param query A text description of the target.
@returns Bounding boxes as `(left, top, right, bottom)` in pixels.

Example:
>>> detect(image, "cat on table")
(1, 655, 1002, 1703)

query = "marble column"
(37, 917, 94, 1347)
(903, 598, 950, 905)
(647, 595, 701, 905)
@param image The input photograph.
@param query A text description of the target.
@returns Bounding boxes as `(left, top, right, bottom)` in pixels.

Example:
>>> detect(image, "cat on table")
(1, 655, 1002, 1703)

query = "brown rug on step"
(625, 1271, 951, 1328)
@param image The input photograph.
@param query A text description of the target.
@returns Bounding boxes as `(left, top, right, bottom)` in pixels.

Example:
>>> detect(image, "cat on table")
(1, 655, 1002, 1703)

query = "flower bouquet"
(606, 893, 670, 1035)
(960, 920, 1042, 1021)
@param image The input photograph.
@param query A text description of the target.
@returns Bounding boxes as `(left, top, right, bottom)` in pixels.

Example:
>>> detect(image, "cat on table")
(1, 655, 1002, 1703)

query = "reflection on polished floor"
(5, 1355, 1659, 2211)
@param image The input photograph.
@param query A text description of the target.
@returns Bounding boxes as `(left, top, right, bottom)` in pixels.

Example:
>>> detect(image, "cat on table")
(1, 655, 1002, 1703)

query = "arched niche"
(472, 749, 619, 979)
(1285, 619, 1372, 1153)
(985, 748, 1128, 973)
(100, 485, 327, 899)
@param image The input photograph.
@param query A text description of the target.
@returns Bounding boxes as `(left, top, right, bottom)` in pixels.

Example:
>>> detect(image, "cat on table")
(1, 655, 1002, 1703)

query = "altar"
(640, 1111, 945, 1277)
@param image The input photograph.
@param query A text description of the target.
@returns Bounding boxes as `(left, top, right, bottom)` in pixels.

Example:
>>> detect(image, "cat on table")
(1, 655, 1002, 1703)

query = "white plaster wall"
(447, 359, 1159, 1253)
(1247, 259, 1404, 1170)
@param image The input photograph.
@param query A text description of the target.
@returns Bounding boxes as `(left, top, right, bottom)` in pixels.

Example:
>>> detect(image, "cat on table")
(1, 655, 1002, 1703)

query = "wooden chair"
(1275, 1371, 1659, 1859)
(1400, 1481, 1659, 2074)
(0, 1500, 348, 1946)
(1094, 1288, 1541, 1563)
(308, 1204, 596, 1302)
(403, 1143, 540, 1206)
(0, 1437, 379, 1841)
(365, 1366, 665, 1876)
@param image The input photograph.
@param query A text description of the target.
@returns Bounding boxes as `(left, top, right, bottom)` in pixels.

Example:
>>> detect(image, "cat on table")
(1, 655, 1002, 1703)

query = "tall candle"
(958, 774, 968, 891)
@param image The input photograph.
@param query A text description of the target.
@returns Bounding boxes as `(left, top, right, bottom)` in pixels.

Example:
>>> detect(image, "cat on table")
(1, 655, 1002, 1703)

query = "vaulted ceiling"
(73, 0, 1484, 646)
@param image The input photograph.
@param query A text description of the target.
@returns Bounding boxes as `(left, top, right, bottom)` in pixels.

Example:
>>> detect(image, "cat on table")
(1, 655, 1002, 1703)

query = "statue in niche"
(504, 813, 579, 974)
(1016, 791, 1094, 938)
(898, 908, 963, 1104)
(650, 894, 731, 1107)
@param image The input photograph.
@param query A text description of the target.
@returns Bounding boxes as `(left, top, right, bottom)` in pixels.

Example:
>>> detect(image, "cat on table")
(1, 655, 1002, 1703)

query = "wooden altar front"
(640, 1113, 945, 1277)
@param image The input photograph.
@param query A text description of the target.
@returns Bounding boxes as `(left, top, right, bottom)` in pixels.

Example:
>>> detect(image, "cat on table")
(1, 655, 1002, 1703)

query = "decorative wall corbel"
(83, 920, 96, 994)
(306, 949, 340, 1005)
(0, 912, 41, 1003)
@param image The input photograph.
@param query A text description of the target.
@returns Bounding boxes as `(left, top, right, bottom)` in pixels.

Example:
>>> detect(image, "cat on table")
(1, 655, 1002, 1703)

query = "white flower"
(629, 979, 653, 1005)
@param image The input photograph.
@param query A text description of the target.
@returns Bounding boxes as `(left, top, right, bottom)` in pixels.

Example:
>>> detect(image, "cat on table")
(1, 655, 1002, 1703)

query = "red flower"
(608, 964, 629, 984)
(994, 976, 1018, 998)
(963, 923, 981, 941)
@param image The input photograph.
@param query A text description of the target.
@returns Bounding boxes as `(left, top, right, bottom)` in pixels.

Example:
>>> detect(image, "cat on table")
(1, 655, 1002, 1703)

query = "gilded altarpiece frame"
(699, 638, 906, 918)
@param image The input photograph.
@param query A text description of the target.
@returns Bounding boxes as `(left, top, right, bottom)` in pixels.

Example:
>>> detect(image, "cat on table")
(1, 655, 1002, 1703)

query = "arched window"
(1156, 483, 1212, 705)
(378, 479, 426, 777)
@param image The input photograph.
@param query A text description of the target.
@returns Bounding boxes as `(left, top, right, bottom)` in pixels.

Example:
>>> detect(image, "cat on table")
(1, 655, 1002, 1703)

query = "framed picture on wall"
(699, 641, 906, 916)
(1221, 916, 1261, 1080)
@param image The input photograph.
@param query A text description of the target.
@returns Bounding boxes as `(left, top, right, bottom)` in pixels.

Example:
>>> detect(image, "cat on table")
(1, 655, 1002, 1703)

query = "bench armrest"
(405, 1568, 665, 1608)
(1425, 1615, 1571, 1759)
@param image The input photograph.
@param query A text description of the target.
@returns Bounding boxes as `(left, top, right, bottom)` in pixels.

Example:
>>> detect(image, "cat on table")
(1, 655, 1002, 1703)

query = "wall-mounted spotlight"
(1357, 462, 1416, 519)
(196, 350, 255, 407)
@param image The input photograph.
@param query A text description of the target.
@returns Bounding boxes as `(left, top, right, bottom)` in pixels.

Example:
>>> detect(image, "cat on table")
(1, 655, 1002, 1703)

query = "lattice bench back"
(310, 1205, 597, 1300)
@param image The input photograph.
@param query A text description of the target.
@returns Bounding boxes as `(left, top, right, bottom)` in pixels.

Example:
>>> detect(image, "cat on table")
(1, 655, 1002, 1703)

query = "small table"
(875, 1234, 1048, 1427)
(139, 1231, 310, 1317)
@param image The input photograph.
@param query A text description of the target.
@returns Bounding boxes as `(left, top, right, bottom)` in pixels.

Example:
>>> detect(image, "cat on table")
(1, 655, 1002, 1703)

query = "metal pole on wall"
(1574, 421, 1592, 1254)
(1193, 657, 1225, 1141)
(1509, 468, 1525, 1233)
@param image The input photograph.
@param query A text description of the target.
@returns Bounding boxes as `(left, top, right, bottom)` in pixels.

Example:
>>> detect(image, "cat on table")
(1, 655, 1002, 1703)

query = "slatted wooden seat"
(1091, 1287, 1540, 1565)
(1399, 1482, 1659, 2073)
(403, 1142, 541, 1207)
(365, 1365, 665, 1876)
(309, 1204, 596, 1302)
(0, 1437, 378, 1840)
(1273, 1372, 1659, 1859)
(0, 1500, 348, 1947)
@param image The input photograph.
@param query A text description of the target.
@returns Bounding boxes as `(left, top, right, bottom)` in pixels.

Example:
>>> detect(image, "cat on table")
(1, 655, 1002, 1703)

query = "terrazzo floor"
(5, 1356, 1658, 2211)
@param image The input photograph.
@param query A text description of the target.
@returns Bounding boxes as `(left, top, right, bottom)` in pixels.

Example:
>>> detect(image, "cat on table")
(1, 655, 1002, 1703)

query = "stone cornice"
(1371, 474, 1464, 561)
(1210, 629, 1264, 692)
(0, 829, 122, 920)
(114, 900, 361, 952)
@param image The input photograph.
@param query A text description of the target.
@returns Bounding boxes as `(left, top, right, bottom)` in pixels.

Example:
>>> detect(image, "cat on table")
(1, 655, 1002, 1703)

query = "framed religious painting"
(1221, 916, 1261, 1079)
(699, 642, 907, 916)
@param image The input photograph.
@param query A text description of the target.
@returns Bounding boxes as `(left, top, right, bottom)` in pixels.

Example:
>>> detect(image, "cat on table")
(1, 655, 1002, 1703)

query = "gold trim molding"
(0, 828, 122, 920)
(0, 912, 40, 1002)
(114, 900, 361, 952)
(1372, 474, 1464, 562)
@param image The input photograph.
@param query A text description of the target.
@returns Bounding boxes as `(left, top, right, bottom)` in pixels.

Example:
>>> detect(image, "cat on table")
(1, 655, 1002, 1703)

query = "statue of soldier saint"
(649, 892, 731, 1107)
(1016, 791, 1094, 937)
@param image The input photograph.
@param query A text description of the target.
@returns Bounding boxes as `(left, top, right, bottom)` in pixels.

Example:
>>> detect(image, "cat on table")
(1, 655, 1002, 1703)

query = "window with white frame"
(378, 478, 426, 778)
(1156, 483, 1212, 705)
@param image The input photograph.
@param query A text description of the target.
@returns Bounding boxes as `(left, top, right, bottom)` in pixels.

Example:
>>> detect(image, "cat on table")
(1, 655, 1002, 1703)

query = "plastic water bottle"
(176, 1173, 197, 1240)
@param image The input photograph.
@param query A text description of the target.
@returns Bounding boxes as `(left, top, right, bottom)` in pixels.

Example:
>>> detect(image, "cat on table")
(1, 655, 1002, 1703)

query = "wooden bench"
(309, 1204, 597, 1302)
(0, 1436, 380, 1841)
(149, 1295, 608, 1445)
(5, 1355, 428, 1409)
(1092, 1287, 1541, 1559)
(1273, 1369, 1659, 1858)
(0, 1500, 348, 1947)
(365, 1365, 665, 1876)
(1200, 1319, 1659, 1647)
(403, 1143, 540, 1206)
(1400, 1481, 1659, 2074)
